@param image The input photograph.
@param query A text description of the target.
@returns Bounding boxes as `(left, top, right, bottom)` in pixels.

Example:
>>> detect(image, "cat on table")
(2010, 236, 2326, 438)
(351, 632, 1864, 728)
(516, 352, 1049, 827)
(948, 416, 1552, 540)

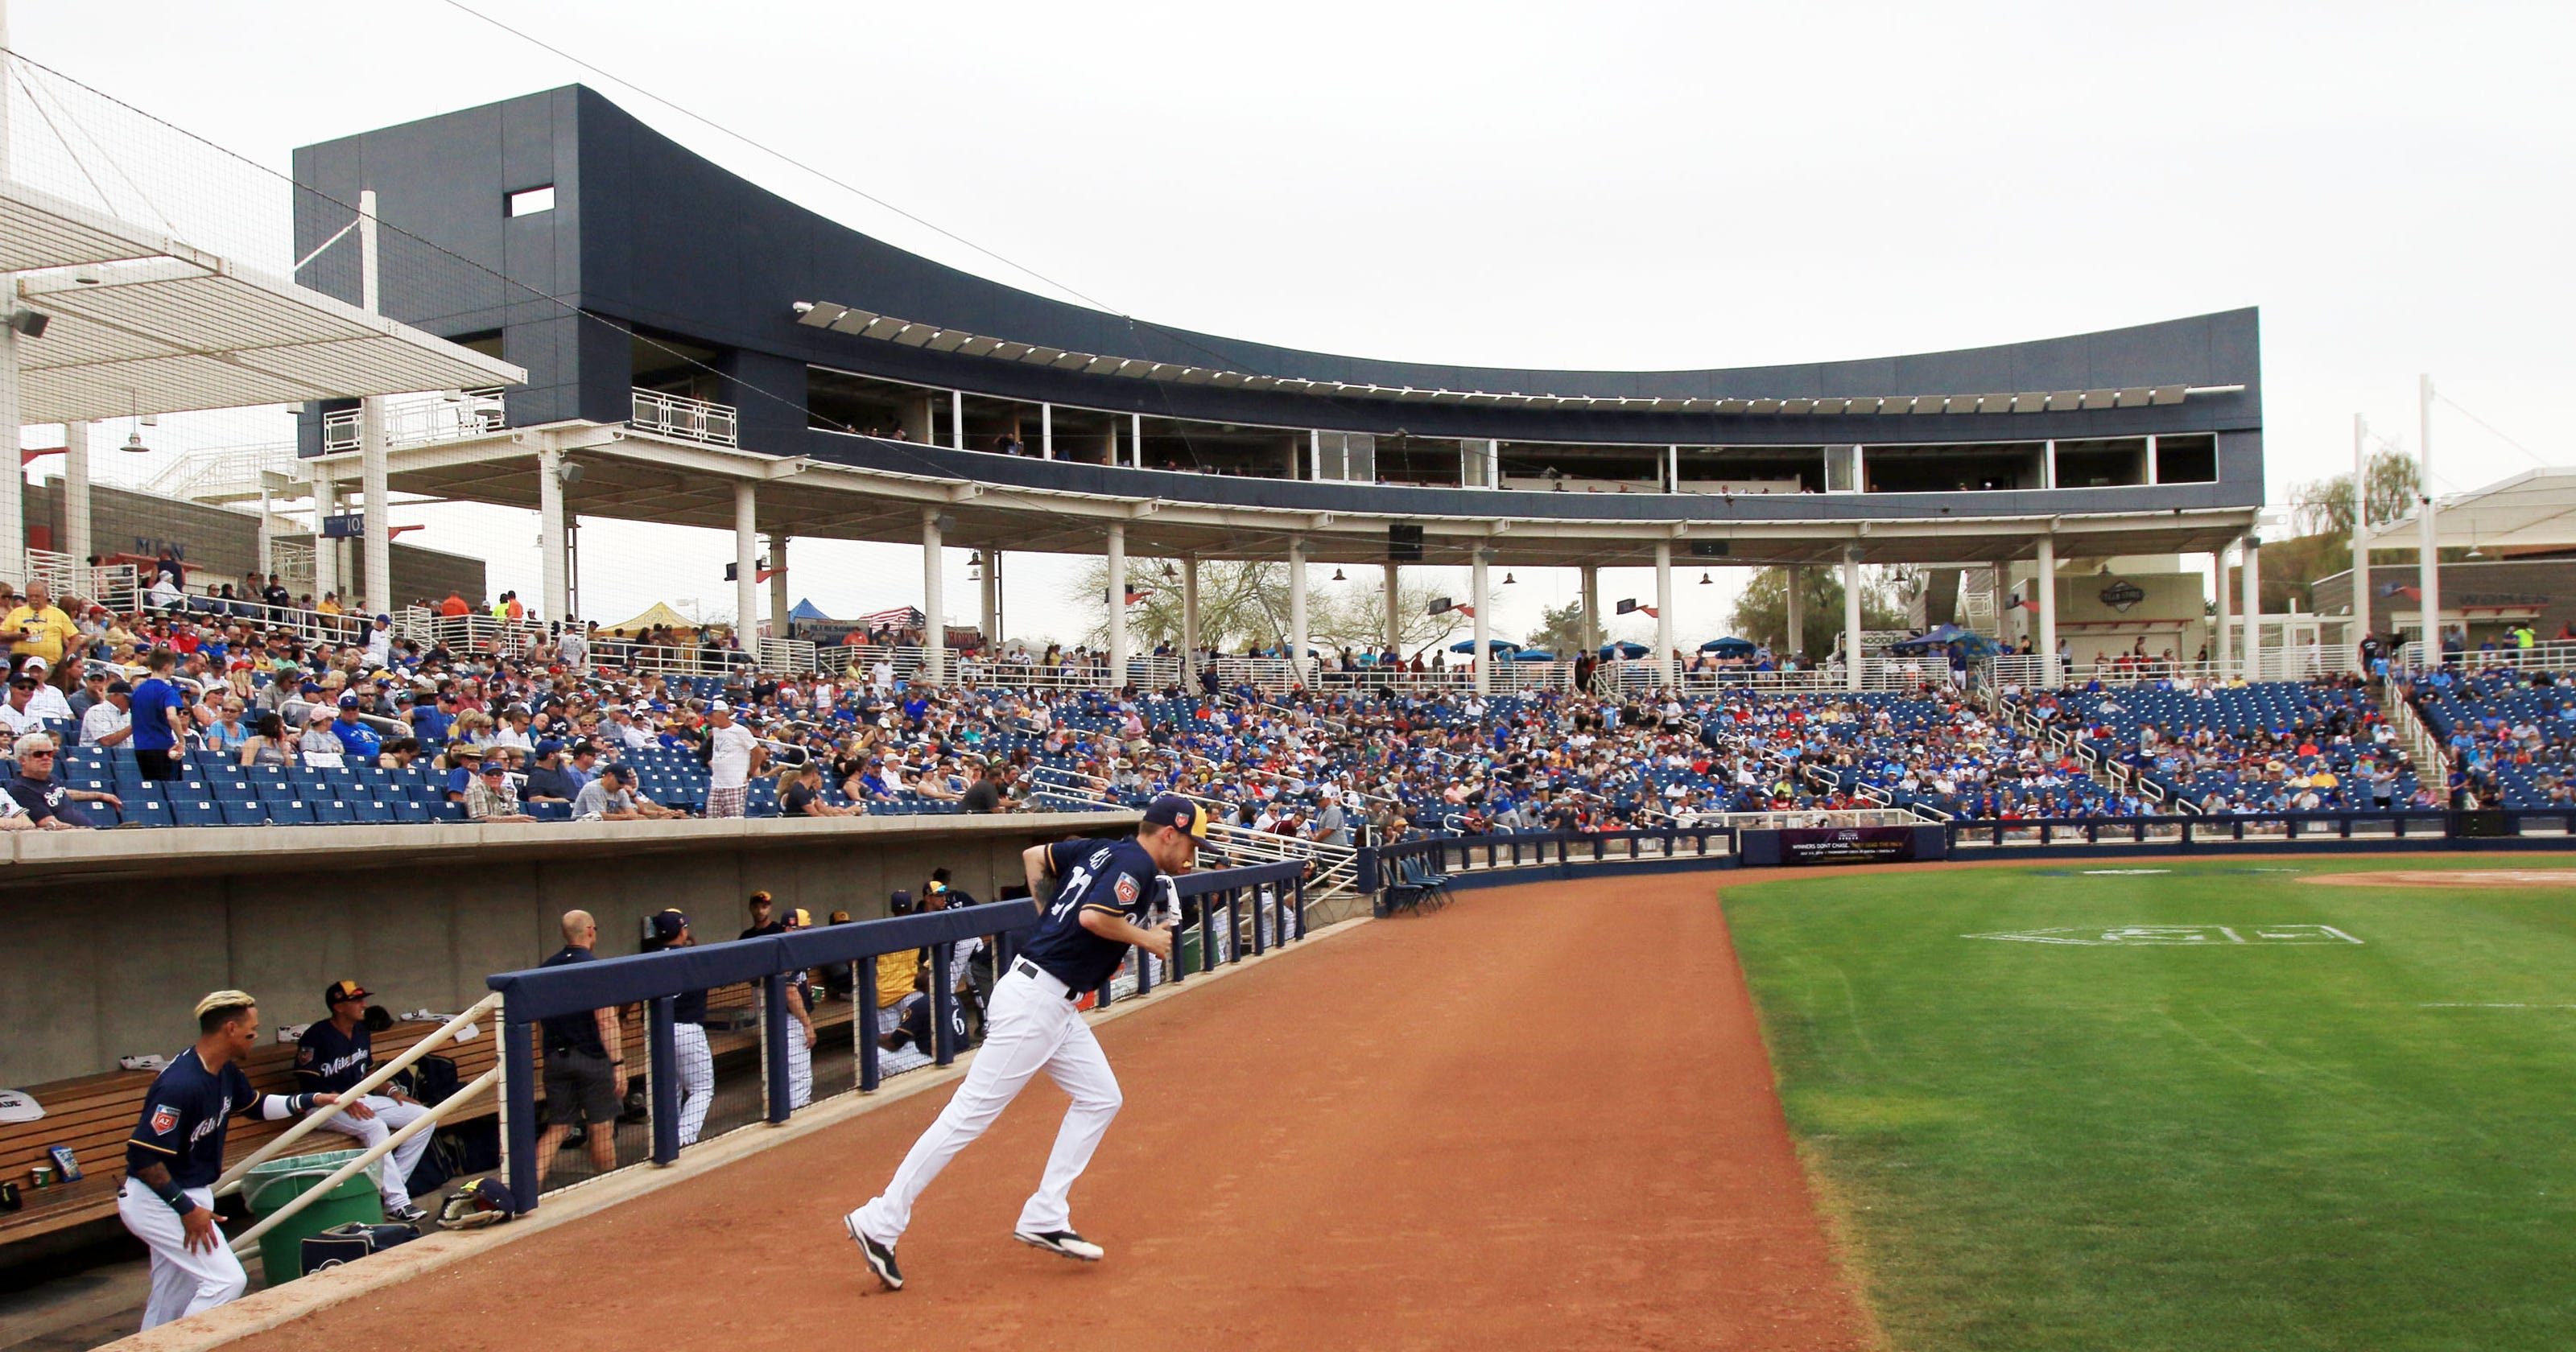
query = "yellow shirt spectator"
(875, 948, 920, 1009)
(6, 600, 76, 665)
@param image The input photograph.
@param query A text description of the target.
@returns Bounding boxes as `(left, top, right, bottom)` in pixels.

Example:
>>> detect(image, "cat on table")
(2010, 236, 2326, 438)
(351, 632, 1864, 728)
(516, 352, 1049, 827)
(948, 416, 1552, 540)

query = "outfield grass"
(1723, 858, 2576, 1352)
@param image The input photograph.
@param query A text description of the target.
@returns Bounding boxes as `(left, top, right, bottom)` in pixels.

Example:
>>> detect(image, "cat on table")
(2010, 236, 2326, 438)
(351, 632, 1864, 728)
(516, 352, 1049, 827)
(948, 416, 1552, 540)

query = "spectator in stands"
(378, 736, 423, 772)
(7, 734, 115, 827)
(204, 698, 250, 755)
(126, 649, 188, 782)
(238, 712, 290, 769)
(6, 580, 78, 688)
(330, 695, 383, 762)
(295, 979, 434, 1222)
(0, 670, 47, 736)
(704, 700, 761, 818)
(960, 759, 1005, 814)
(297, 706, 344, 759)
(439, 591, 471, 619)
(13, 657, 72, 722)
(80, 679, 133, 748)
(521, 740, 580, 805)
(574, 764, 675, 820)
(782, 761, 858, 818)
(533, 909, 623, 1183)
(466, 760, 537, 823)
(68, 667, 110, 723)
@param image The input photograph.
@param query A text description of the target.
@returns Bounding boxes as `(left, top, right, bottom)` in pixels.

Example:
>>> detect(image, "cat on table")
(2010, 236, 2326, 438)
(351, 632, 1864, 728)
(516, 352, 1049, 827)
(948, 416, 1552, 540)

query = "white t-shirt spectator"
(0, 702, 46, 736)
(707, 721, 758, 789)
(23, 682, 71, 723)
(80, 700, 130, 747)
(572, 778, 636, 818)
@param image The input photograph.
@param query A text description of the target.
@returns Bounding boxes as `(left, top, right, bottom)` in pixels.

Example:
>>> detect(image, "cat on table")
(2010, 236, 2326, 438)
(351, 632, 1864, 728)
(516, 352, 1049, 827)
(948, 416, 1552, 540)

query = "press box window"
(507, 185, 557, 217)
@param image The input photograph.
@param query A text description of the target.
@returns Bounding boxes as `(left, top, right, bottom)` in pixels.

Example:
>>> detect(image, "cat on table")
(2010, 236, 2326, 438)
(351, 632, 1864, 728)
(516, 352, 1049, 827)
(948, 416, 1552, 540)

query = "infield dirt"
(220, 876, 1870, 1352)
(2299, 868, 2576, 888)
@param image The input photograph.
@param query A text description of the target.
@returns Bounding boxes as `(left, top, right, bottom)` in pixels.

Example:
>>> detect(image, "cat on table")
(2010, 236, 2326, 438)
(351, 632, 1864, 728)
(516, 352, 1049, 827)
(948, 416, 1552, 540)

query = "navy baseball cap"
(1141, 793, 1210, 845)
(324, 979, 370, 1006)
(337, 694, 361, 708)
(650, 909, 689, 942)
(535, 739, 564, 757)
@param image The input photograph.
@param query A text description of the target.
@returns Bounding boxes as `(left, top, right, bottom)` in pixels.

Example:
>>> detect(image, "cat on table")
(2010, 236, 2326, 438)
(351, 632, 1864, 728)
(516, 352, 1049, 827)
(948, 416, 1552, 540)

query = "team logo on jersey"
(296, 1045, 314, 1065)
(1114, 874, 1140, 906)
(150, 1103, 179, 1135)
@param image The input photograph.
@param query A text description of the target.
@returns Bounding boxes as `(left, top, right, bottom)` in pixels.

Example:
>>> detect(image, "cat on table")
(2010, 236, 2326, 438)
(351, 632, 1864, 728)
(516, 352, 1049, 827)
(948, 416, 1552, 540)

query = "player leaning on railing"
(842, 794, 1208, 1290)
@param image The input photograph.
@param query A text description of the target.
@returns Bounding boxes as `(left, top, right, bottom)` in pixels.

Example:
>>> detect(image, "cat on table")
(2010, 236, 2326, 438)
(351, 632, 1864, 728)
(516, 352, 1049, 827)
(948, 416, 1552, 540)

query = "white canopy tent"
(2376, 467, 2576, 553)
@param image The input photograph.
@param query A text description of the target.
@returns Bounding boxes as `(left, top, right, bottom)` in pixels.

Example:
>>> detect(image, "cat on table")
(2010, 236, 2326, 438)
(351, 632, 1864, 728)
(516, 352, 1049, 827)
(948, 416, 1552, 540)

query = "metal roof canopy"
(2378, 467, 2576, 552)
(2, 179, 525, 424)
(795, 300, 2244, 415)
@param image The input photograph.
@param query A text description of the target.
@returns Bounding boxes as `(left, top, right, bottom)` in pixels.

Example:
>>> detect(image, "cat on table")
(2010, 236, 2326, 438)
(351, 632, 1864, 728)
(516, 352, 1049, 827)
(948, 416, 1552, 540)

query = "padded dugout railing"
(485, 859, 1310, 1210)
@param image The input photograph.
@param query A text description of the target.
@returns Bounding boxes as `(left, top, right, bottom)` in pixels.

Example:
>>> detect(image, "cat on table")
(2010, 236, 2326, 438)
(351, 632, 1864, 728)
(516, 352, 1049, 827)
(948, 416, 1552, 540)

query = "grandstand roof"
(2378, 468, 2576, 552)
(2, 179, 524, 423)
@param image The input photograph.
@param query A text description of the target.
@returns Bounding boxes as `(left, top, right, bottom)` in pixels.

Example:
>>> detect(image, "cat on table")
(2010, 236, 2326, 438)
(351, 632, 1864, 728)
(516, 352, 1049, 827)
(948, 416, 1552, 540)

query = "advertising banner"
(1777, 825, 1918, 866)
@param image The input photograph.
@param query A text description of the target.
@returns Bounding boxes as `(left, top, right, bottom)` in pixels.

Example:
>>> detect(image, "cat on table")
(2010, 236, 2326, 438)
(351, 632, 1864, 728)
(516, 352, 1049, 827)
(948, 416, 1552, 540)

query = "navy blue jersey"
(642, 937, 710, 1024)
(126, 1049, 261, 1188)
(1016, 837, 1168, 991)
(294, 1020, 372, 1094)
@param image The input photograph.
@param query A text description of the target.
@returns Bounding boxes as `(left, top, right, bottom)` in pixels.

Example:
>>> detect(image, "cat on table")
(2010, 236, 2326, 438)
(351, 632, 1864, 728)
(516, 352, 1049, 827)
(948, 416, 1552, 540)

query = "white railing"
(322, 389, 509, 453)
(142, 440, 299, 504)
(2399, 639, 2576, 674)
(23, 548, 139, 612)
(268, 539, 316, 594)
(756, 636, 816, 674)
(2384, 686, 2448, 774)
(630, 389, 740, 447)
(1596, 660, 1934, 694)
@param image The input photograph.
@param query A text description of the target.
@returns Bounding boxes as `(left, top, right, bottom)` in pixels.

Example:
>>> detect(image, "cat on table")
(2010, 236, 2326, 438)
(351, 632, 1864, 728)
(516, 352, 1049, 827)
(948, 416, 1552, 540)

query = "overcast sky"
(14, 1, 2572, 645)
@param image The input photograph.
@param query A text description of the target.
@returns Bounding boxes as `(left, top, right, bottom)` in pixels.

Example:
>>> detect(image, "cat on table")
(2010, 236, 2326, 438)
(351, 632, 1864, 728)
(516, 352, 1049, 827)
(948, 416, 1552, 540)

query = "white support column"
(2351, 414, 2372, 668)
(358, 189, 391, 616)
(766, 534, 790, 644)
(1666, 444, 1679, 493)
(0, 9, 16, 590)
(1181, 555, 1201, 686)
(979, 549, 1001, 654)
(2036, 534, 2058, 686)
(1654, 539, 1675, 688)
(1039, 404, 1054, 460)
(2240, 534, 2261, 682)
(1309, 430, 1323, 482)
(256, 484, 275, 575)
(1104, 523, 1127, 689)
(313, 475, 341, 602)
(62, 421, 90, 575)
(538, 446, 568, 625)
(2418, 373, 2441, 666)
(1784, 565, 1804, 659)
(1472, 547, 1492, 694)
(1383, 562, 1401, 655)
(1288, 538, 1310, 688)
(949, 390, 965, 451)
(1842, 548, 1864, 692)
(921, 509, 945, 685)
(1129, 413, 1144, 469)
(1579, 564, 1600, 655)
(732, 483, 759, 655)
(2214, 545, 2234, 680)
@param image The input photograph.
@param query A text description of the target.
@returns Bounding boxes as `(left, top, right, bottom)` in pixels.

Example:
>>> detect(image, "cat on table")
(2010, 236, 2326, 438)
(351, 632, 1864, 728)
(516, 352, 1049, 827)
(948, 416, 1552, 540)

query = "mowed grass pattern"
(1723, 859, 2576, 1352)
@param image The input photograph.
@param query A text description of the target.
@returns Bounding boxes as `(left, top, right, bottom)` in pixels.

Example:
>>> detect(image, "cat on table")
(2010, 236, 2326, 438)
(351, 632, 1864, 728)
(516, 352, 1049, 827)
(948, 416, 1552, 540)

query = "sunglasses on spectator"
(23, 750, 52, 759)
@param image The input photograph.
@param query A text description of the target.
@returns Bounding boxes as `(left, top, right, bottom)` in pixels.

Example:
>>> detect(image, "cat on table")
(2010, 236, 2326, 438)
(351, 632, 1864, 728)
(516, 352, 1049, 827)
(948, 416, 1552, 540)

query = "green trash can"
(243, 1149, 385, 1284)
(1176, 924, 1203, 975)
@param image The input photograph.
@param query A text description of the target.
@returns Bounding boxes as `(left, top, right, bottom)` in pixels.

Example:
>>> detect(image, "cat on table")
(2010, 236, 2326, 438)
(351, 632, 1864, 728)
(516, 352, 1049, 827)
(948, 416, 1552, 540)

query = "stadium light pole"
(2351, 413, 2371, 669)
(2417, 373, 2441, 666)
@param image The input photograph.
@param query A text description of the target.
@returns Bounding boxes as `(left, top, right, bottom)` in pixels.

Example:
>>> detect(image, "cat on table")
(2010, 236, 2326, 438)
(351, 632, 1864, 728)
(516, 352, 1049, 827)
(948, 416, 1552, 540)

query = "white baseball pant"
(786, 1012, 814, 1110)
(117, 1182, 246, 1330)
(674, 1020, 715, 1146)
(848, 961, 1121, 1243)
(314, 1094, 431, 1211)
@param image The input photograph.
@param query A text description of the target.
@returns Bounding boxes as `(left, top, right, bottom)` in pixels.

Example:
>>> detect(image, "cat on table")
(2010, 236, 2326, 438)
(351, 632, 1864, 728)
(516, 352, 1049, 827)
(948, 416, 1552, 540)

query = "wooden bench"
(0, 1020, 500, 1246)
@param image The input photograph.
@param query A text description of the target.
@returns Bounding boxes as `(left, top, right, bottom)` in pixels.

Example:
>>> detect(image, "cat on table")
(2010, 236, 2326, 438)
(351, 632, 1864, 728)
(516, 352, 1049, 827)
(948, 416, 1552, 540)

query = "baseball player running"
(641, 910, 715, 1146)
(297, 979, 433, 1222)
(844, 794, 1206, 1290)
(120, 991, 342, 1330)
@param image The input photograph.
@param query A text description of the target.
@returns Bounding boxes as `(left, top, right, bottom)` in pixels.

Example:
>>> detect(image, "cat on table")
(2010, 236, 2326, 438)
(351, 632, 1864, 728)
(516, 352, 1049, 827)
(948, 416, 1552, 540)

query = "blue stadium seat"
(215, 798, 270, 826)
(169, 797, 223, 827)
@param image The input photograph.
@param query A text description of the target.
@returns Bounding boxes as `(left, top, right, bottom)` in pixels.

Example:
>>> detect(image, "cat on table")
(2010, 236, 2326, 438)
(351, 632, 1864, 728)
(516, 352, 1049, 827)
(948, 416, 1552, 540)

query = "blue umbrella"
(1511, 649, 1558, 662)
(1699, 637, 1758, 656)
(1449, 639, 1521, 655)
(1599, 641, 1649, 658)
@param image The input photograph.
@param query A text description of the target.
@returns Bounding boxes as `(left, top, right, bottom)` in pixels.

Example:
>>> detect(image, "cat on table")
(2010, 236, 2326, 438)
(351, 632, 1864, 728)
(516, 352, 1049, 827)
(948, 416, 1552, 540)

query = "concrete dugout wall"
(0, 811, 1131, 1086)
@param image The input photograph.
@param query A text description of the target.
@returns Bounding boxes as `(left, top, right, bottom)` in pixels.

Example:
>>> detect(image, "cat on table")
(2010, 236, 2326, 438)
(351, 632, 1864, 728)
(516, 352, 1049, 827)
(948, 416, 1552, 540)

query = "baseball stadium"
(2, 6, 2572, 1352)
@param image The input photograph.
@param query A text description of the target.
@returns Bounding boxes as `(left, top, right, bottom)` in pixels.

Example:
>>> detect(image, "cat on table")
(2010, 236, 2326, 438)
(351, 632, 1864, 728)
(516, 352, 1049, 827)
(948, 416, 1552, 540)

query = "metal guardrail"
(486, 859, 1307, 1210)
(323, 389, 509, 453)
(630, 390, 740, 447)
(1361, 826, 1738, 891)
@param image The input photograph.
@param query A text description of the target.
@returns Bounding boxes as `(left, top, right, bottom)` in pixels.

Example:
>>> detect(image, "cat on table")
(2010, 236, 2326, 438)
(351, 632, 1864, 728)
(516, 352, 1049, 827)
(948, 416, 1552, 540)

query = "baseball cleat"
(1014, 1228, 1104, 1262)
(388, 1204, 431, 1224)
(847, 1214, 903, 1290)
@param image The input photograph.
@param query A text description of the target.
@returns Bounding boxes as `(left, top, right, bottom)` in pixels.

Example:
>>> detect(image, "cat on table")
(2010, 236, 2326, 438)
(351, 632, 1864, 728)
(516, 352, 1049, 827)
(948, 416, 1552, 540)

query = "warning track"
(221, 876, 1869, 1352)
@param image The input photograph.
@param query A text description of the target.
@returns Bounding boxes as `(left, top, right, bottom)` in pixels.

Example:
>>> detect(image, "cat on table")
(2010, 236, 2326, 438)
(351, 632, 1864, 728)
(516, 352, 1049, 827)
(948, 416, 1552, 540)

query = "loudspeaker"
(1690, 540, 1730, 558)
(1388, 523, 1422, 561)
